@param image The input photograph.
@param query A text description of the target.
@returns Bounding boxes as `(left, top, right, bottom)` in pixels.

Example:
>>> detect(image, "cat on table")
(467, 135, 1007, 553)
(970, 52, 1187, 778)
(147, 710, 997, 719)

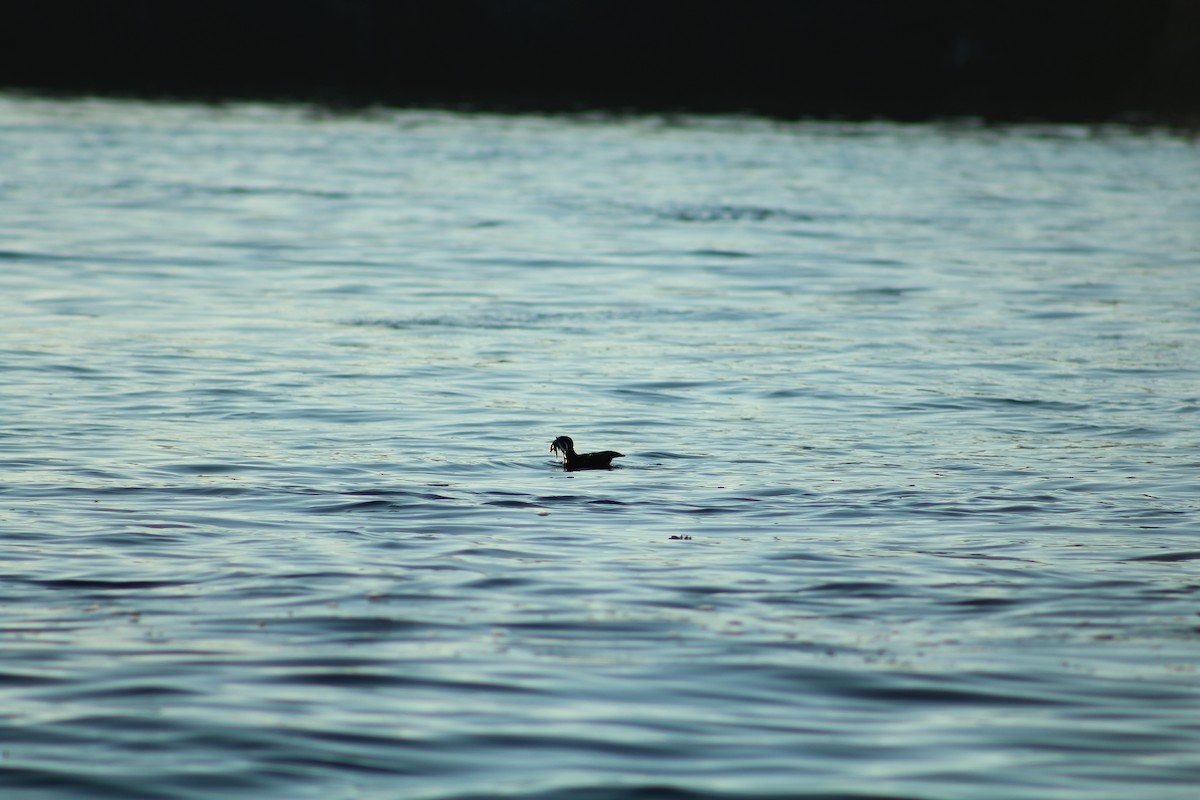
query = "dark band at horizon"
(1, 0, 1198, 124)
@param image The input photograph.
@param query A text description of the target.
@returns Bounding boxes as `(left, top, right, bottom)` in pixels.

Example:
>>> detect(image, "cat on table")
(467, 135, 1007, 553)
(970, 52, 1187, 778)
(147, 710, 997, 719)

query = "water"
(2, 95, 1199, 799)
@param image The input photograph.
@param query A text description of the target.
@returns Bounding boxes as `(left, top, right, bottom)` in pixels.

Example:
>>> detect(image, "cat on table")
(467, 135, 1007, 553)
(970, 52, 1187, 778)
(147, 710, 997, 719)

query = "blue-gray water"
(2, 96, 1199, 799)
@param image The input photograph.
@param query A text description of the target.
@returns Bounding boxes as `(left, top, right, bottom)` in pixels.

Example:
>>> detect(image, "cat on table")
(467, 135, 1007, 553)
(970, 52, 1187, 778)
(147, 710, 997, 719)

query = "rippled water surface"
(2, 96, 1199, 799)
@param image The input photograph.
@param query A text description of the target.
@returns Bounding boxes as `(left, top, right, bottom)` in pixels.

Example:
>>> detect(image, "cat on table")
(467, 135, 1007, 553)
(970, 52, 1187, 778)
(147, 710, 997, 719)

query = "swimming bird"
(549, 436, 624, 470)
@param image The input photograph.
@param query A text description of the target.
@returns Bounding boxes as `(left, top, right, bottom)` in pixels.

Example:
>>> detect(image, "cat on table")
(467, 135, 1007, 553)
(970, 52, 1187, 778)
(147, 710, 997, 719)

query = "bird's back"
(567, 450, 624, 469)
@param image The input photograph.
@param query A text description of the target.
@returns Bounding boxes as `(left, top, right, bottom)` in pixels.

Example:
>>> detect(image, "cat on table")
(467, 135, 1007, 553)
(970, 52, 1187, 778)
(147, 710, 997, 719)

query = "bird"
(549, 435, 624, 470)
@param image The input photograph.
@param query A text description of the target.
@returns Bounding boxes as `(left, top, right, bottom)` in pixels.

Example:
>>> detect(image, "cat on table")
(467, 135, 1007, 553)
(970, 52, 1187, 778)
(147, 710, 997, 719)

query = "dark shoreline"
(3, 1, 1197, 126)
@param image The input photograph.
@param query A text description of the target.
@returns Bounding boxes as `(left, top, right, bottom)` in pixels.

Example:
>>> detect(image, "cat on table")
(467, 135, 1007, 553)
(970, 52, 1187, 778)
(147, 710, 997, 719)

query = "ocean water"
(1, 95, 1199, 799)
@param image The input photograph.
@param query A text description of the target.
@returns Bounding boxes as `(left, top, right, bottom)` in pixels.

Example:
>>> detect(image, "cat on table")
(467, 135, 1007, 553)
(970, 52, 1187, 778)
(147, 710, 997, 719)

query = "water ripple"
(0, 97, 1197, 800)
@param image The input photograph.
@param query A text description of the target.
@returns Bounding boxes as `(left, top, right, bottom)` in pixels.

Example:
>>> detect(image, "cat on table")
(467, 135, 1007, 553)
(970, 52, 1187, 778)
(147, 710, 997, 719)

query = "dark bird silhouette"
(549, 436, 624, 470)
